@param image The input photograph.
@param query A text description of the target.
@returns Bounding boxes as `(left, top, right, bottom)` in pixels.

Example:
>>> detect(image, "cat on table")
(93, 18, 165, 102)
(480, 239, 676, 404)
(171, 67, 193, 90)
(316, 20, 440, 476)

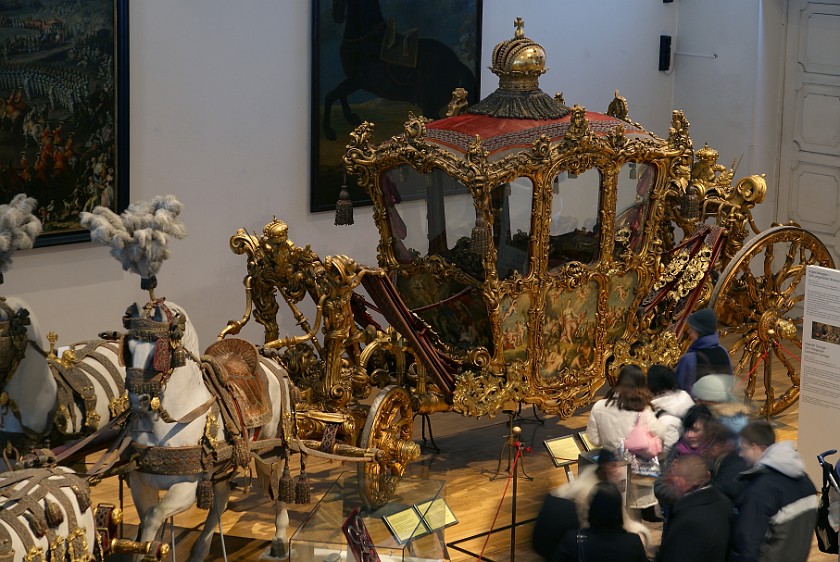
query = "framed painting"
(311, 0, 482, 212)
(0, 0, 129, 247)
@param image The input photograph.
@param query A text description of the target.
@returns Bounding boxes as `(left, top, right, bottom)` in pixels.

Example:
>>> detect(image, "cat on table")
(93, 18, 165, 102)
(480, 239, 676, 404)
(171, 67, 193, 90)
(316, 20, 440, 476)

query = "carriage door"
(382, 166, 494, 353)
(540, 168, 601, 382)
(777, 0, 840, 265)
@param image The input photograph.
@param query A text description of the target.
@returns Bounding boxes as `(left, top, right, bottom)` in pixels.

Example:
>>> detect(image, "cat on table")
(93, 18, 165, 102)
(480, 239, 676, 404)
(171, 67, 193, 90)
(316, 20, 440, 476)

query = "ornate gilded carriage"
(222, 20, 833, 476)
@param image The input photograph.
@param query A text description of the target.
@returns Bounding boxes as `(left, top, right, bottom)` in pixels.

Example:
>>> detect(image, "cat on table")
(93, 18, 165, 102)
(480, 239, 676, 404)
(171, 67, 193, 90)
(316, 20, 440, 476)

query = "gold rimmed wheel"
(357, 385, 419, 508)
(710, 225, 834, 417)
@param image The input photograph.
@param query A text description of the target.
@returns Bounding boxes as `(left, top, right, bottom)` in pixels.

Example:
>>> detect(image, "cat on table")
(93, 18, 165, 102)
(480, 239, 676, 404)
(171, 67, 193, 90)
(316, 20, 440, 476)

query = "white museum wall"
(1, 0, 779, 347)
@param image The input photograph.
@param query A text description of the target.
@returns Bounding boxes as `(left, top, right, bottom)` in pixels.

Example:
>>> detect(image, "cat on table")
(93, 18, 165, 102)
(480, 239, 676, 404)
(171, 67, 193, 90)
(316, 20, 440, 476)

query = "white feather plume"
(0, 194, 43, 274)
(79, 194, 187, 280)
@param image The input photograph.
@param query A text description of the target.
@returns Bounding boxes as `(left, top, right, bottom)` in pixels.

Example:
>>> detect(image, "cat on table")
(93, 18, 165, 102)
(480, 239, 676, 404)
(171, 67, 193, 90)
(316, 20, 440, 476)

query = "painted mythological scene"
(540, 282, 599, 380)
(0, 0, 118, 236)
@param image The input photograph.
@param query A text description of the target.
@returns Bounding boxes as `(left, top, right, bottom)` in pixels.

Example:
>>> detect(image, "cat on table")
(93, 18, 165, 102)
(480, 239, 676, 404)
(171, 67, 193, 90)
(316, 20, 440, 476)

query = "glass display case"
(291, 472, 452, 562)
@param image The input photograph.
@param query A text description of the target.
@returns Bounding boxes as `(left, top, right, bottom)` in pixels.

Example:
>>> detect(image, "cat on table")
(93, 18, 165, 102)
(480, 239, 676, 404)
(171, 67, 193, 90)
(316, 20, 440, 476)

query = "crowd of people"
(533, 308, 819, 562)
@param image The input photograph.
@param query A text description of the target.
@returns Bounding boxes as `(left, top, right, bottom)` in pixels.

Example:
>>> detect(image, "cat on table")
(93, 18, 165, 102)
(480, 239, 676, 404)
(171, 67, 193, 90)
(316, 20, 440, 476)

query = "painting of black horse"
(311, 0, 482, 212)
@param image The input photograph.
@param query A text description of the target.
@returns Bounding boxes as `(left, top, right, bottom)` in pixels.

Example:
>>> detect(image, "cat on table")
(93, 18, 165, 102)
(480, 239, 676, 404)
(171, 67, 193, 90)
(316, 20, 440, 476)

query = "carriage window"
(380, 166, 473, 266)
(548, 169, 601, 268)
(492, 178, 533, 280)
(614, 162, 656, 257)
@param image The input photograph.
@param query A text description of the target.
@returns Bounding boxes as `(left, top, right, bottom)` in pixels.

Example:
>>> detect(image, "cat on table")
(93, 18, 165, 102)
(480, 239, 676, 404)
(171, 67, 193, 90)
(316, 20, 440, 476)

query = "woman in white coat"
(647, 364, 695, 457)
(586, 364, 665, 515)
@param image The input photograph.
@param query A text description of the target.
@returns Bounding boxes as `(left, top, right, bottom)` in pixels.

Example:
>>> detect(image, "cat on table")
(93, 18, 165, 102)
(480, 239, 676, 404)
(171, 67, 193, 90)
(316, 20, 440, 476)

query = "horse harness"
(0, 298, 127, 450)
(120, 300, 285, 507)
(0, 467, 92, 562)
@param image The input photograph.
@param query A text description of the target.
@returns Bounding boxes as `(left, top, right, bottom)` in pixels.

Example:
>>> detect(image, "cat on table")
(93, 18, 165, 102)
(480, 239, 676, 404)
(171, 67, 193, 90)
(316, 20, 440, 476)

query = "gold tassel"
(471, 217, 491, 254)
(295, 455, 311, 504)
(70, 484, 90, 513)
(334, 176, 354, 226)
(23, 511, 46, 538)
(294, 471, 310, 504)
(44, 498, 64, 527)
(279, 459, 294, 504)
(234, 436, 250, 467)
(197, 478, 214, 510)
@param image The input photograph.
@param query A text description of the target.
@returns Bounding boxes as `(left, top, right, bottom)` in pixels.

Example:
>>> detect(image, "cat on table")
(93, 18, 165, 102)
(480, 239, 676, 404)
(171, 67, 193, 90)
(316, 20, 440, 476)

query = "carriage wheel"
(357, 385, 419, 508)
(709, 225, 834, 417)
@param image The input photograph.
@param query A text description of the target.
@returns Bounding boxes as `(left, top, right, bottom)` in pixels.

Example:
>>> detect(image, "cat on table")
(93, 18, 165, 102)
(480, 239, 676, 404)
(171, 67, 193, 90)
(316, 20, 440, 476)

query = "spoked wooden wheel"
(710, 225, 834, 417)
(357, 385, 419, 508)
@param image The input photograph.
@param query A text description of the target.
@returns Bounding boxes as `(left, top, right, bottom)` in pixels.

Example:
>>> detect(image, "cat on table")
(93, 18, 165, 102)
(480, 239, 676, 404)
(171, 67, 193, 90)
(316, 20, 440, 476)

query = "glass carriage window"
(380, 166, 473, 265)
(492, 178, 533, 280)
(548, 168, 601, 269)
(614, 162, 656, 257)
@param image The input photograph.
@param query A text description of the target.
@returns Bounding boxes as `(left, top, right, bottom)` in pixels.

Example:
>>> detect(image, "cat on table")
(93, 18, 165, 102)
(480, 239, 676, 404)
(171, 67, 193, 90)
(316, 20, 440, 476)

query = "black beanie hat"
(687, 308, 717, 337)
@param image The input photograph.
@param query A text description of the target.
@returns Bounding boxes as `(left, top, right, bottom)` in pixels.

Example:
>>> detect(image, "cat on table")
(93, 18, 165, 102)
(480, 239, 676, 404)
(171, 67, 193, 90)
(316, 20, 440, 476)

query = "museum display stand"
(291, 472, 451, 562)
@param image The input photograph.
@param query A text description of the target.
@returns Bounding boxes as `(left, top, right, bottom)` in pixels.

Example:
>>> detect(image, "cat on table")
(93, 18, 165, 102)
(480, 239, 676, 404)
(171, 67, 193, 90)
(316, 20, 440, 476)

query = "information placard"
(544, 435, 583, 467)
(415, 498, 458, 531)
(381, 506, 429, 545)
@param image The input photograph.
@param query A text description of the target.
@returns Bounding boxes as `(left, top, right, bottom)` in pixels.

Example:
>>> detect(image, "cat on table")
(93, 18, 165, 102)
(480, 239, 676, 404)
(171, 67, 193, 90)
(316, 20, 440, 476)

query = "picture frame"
(310, 0, 483, 212)
(0, 0, 129, 247)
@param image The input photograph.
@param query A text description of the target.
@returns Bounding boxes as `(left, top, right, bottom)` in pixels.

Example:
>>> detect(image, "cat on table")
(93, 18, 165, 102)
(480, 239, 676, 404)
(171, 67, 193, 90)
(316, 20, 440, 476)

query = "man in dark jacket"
(657, 454, 732, 562)
(674, 308, 732, 393)
(730, 420, 818, 562)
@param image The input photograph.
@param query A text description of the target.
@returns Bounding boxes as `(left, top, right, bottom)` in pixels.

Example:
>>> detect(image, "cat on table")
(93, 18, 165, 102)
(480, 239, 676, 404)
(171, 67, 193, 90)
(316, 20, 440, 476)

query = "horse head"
(122, 299, 198, 411)
(0, 297, 33, 391)
(332, 0, 384, 34)
(0, 296, 57, 436)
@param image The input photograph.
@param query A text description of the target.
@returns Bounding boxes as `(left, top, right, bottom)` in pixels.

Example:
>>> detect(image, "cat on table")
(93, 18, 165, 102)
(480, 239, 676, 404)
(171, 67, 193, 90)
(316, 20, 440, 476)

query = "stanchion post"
(510, 426, 522, 562)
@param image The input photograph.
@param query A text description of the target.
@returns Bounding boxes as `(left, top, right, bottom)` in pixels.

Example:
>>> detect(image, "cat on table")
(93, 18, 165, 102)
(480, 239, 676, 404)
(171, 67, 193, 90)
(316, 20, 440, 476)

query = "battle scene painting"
(311, 0, 482, 212)
(0, 0, 127, 246)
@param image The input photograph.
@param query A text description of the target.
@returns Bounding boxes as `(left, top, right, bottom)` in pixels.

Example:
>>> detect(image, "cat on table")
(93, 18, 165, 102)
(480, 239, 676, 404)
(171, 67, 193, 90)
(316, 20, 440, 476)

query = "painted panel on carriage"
(605, 270, 638, 340)
(540, 280, 599, 379)
(396, 271, 492, 353)
(500, 292, 530, 363)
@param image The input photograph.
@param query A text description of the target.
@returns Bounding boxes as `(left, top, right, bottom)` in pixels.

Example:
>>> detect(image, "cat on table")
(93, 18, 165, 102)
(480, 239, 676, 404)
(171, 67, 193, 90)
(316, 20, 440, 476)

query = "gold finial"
(46, 332, 58, 360)
(514, 17, 525, 39)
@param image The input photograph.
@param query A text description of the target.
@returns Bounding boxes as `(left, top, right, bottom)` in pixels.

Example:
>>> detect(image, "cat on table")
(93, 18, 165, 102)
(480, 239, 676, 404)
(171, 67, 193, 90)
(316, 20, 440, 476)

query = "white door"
(778, 0, 840, 264)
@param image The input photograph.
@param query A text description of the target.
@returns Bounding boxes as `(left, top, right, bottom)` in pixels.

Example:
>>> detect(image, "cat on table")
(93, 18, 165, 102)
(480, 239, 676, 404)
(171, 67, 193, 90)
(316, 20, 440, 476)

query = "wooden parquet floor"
(89, 398, 834, 561)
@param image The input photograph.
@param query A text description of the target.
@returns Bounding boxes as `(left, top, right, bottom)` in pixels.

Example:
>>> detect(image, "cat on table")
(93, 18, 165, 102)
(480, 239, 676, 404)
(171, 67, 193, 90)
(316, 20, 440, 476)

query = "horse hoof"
(270, 539, 288, 559)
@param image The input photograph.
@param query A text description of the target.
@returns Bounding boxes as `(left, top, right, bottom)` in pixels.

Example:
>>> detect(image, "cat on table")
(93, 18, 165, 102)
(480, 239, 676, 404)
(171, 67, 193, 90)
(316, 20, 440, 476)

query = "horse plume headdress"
(0, 194, 43, 285)
(79, 195, 187, 299)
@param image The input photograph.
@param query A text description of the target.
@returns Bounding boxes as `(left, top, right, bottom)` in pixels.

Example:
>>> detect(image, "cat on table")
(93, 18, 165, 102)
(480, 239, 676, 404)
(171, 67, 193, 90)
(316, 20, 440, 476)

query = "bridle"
(122, 300, 188, 409)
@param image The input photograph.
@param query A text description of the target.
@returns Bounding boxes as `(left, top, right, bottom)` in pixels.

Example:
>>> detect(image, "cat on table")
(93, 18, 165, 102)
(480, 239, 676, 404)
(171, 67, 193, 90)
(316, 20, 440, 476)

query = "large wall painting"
(0, 0, 128, 246)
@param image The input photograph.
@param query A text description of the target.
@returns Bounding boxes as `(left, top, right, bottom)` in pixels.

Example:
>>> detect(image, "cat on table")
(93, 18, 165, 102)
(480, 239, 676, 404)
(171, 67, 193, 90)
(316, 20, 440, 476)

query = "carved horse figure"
(123, 300, 295, 561)
(323, 0, 477, 139)
(0, 296, 127, 466)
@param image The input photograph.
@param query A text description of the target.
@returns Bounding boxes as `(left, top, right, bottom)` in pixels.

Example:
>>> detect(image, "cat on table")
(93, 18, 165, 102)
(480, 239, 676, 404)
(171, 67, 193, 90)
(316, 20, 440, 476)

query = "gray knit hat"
(687, 308, 718, 336)
(692, 374, 736, 402)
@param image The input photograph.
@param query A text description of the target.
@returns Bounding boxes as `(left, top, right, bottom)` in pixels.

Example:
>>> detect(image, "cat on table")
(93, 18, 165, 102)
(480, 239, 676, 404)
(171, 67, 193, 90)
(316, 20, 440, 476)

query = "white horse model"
(0, 296, 126, 466)
(123, 299, 294, 561)
(1, 460, 169, 562)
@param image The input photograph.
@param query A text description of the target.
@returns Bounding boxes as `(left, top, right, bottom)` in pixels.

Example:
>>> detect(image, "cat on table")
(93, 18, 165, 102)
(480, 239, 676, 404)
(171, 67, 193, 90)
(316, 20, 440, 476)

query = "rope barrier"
(477, 446, 522, 561)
